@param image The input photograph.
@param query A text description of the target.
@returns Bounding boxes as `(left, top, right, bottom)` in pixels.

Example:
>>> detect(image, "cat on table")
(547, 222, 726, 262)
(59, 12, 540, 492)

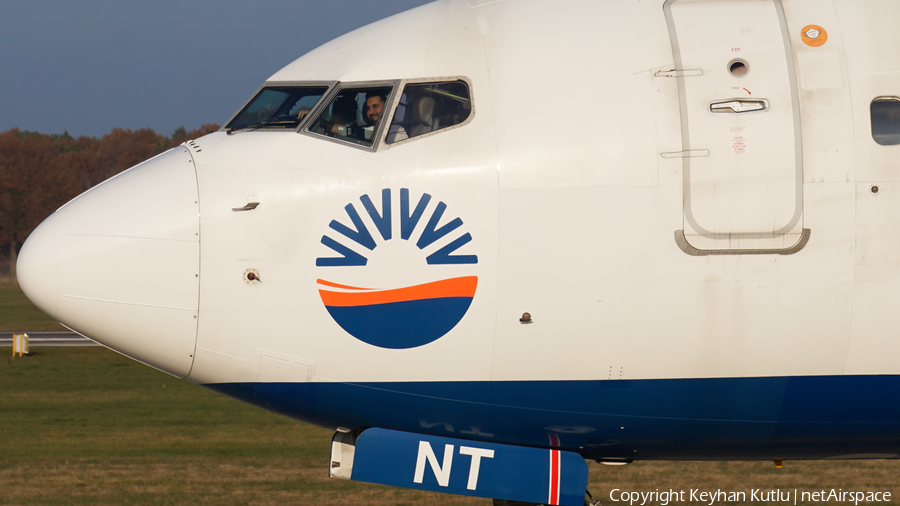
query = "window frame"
(220, 81, 337, 134)
(382, 76, 475, 148)
(299, 80, 401, 151)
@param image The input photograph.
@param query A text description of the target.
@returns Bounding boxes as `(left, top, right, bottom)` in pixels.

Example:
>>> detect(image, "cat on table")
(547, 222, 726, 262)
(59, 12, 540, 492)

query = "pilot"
(365, 91, 408, 143)
(363, 92, 387, 125)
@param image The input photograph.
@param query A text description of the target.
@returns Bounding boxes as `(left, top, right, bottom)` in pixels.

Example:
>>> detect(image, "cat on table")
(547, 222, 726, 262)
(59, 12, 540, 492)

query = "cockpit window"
(386, 80, 471, 144)
(871, 97, 900, 146)
(308, 86, 393, 147)
(226, 86, 327, 132)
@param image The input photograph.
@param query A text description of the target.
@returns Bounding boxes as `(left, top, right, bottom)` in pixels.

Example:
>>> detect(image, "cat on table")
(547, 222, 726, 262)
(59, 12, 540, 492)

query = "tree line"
(0, 124, 219, 283)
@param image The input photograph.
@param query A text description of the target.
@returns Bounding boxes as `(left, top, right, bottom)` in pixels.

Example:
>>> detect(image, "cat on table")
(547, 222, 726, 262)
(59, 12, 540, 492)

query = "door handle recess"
(709, 99, 768, 113)
(232, 202, 260, 211)
(654, 68, 703, 78)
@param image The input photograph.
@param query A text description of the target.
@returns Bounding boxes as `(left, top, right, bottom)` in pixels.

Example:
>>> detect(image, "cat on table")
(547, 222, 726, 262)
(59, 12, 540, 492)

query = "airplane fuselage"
(17, 0, 900, 476)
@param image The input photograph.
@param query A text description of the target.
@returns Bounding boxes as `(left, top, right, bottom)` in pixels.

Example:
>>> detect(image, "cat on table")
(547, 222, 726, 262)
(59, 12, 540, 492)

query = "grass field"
(2, 348, 898, 505)
(0, 281, 62, 331)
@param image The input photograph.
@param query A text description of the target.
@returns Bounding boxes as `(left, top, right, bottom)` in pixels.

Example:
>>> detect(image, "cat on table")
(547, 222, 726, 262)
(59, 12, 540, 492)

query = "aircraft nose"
(17, 146, 200, 378)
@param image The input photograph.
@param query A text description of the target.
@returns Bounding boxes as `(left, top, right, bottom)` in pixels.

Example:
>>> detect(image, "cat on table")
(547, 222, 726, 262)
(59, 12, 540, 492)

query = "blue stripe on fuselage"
(206, 375, 900, 460)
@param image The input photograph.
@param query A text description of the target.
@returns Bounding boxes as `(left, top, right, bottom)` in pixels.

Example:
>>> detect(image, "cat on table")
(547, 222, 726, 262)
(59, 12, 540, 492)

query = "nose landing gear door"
(664, 0, 806, 253)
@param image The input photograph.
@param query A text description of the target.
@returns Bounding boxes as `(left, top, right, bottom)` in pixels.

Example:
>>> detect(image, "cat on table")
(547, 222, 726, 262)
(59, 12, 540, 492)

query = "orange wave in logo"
(318, 276, 477, 307)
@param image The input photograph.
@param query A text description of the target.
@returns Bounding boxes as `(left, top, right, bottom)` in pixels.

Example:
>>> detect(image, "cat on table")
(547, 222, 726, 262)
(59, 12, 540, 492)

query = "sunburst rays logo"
(316, 188, 478, 349)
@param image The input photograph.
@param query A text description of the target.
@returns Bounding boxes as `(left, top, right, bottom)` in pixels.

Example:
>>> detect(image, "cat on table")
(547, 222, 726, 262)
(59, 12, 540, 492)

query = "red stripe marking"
(319, 276, 477, 307)
(549, 449, 561, 505)
(316, 279, 375, 290)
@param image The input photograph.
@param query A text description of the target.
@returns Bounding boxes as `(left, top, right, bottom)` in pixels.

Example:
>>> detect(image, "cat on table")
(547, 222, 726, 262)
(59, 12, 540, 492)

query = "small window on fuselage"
(871, 97, 900, 146)
(386, 80, 471, 144)
(226, 86, 327, 132)
(307, 86, 393, 148)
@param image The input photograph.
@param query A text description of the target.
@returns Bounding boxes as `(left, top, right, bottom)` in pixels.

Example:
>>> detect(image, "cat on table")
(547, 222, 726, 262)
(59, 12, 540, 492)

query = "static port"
(243, 268, 261, 284)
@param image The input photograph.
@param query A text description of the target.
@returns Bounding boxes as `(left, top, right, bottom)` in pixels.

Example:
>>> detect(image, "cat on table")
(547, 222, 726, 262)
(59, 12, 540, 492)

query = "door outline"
(663, 0, 806, 252)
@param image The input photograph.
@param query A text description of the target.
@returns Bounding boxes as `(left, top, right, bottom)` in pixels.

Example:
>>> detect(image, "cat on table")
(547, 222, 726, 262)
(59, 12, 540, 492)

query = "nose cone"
(18, 147, 200, 378)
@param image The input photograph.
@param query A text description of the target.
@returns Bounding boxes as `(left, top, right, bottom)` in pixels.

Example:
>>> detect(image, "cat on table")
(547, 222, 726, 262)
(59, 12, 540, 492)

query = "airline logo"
(316, 189, 478, 349)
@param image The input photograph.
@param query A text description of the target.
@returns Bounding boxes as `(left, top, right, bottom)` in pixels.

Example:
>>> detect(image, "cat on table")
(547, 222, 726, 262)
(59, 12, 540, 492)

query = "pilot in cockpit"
(309, 87, 395, 146)
(369, 91, 408, 143)
(367, 91, 408, 143)
(363, 92, 386, 126)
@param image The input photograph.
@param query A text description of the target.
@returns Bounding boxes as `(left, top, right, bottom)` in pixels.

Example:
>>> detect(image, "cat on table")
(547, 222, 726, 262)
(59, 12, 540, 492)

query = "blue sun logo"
(316, 189, 478, 349)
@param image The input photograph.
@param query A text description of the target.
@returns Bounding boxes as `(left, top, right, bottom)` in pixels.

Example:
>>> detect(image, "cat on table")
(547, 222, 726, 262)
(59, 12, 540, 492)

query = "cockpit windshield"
(307, 85, 393, 147)
(226, 86, 327, 132)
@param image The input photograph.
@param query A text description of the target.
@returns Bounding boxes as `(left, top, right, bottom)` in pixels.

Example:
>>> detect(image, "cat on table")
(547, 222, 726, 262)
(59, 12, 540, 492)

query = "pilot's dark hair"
(365, 91, 388, 104)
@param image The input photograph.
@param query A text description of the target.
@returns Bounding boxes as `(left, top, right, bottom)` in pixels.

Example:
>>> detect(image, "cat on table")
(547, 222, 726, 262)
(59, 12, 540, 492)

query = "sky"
(0, 0, 435, 138)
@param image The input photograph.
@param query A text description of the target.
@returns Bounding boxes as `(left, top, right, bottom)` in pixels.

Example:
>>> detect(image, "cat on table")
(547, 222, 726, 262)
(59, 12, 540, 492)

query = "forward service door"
(664, 0, 805, 253)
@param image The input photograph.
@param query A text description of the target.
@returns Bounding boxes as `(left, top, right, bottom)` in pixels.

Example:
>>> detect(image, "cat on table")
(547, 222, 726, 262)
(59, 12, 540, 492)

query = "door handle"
(709, 99, 768, 113)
